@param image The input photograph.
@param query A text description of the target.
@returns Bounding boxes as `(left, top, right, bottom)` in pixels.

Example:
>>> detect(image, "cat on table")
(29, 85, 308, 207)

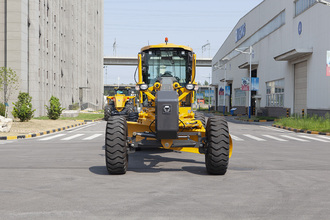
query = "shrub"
(45, 96, 65, 120)
(0, 103, 5, 117)
(12, 92, 35, 122)
(70, 102, 80, 110)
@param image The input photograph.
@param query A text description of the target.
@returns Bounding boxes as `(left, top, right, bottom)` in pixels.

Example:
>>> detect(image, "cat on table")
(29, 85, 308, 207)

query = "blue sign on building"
(251, 77, 259, 91)
(236, 23, 246, 42)
(298, 21, 302, 35)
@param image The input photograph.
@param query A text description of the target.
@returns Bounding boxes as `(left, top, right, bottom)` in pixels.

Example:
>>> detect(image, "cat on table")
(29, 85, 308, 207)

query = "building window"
(234, 89, 246, 106)
(295, 0, 316, 16)
(266, 79, 285, 107)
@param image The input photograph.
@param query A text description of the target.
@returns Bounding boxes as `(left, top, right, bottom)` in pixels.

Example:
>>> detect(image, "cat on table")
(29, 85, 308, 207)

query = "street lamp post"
(235, 46, 253, 119)
(219, 57, 229, 115)
(222, 64, 227, 115)
(208, 72, 211, 111)
(316, 0, 330, 6)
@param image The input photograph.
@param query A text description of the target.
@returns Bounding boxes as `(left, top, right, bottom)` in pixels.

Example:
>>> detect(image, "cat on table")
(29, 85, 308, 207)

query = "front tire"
(105, 116, 128, 174)
(205, 116, 230, 175)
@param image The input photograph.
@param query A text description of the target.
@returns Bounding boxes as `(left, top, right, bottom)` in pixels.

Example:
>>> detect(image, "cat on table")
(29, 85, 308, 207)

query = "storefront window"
(266, 79, 284, 107)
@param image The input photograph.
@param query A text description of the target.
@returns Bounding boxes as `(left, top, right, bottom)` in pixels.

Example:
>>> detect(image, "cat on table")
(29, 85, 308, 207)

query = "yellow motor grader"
(105, 39, 233, 175)
(104, 86, 136, 121)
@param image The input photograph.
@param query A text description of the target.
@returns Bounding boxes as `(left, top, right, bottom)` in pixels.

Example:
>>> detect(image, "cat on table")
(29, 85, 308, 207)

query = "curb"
(272, 125, 330, 136)
(212, 114, 245, 117)
(236, 118, 275, 123)
(0, 120, 95, 141)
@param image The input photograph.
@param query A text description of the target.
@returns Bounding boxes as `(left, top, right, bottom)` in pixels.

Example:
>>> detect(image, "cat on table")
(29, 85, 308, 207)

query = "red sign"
(241, 77, 250, 91)
(219, 87, 224, 95)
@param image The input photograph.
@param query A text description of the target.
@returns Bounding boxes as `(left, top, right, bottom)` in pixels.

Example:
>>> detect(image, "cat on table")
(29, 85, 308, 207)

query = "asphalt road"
(1, 118, 330, 219)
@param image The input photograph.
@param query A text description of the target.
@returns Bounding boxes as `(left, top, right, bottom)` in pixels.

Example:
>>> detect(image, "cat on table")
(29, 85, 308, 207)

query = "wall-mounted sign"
(219, 86, 230, 96)
(251, 77, 259, 91)
(225, 86, 230, 96)
(298, 21, 302, 35)
(236, 23, 246, 42)
(196, 93, 203, 99)
(205, 90, 215, 98)
(219, 87, 224, 95)
(327, 51, 330, 77)
(241, 77, 250, 91)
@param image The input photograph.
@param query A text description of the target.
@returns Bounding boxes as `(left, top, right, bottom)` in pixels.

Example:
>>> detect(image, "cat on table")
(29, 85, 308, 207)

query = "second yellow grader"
(104, 86, 137, 121)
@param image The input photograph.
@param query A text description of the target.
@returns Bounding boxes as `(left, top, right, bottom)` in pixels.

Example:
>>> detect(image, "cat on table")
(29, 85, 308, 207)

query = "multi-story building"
(212, 0, 330, 117)
(0, 0, 104, 116)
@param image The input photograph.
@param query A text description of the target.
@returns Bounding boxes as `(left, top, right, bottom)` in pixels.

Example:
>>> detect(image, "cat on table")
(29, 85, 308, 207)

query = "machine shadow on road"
(91, 148, 208, 175)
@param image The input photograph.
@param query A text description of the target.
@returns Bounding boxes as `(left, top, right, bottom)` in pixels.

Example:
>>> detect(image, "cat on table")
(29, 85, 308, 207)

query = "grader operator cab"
(105, 39, 233, 175)
(104, 86, 136, 121)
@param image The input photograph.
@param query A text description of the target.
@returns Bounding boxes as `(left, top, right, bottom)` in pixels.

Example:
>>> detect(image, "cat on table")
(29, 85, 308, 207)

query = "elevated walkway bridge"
(104, 57, 212, 67)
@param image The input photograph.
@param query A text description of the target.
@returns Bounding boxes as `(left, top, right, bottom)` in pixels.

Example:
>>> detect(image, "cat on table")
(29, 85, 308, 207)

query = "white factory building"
(212, 0, 330, 117)
(0, 0, 104, 117)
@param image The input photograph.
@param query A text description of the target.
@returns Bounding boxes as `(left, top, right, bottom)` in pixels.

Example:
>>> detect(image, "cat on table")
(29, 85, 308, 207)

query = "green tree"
(12, 92, 35, 122)
(45, 96, 65, 120)
(0, 67, 20, 104)
(204, 80, 209, 86)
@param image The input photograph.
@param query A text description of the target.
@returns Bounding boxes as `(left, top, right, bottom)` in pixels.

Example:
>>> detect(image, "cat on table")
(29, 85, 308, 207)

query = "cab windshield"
(143, 49, 192, 87)
(115, 89, 129, 95)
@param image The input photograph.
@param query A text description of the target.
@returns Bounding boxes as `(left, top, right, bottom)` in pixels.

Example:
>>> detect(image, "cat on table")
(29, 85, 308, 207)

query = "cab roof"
(141, 43, 193, 52)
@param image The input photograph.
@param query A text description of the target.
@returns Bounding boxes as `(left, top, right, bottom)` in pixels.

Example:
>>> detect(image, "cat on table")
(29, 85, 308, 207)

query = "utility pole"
(202, 41, 210, 58)
(113, 38, 117, 57)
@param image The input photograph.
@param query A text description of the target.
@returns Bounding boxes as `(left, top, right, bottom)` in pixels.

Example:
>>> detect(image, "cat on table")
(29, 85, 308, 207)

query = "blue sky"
(104, 0, 264, 85)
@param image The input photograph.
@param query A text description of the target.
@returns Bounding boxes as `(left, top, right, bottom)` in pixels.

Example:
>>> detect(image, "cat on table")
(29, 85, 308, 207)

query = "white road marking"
(280, 135, 309, 142)
(68, 123, 96, 133)
(230, 135, 244, 141)
(243, 134, 266, 141)
(61, 134, 84, 141)
(82, 134, 102, 140)
(0, 141, 13, 144)
(39, 134, 66, 141)
(262, 135, 288, 142)
(259, 126, 292, 133)
(318, 135, 330, 140)
(298, 135, 330, 143)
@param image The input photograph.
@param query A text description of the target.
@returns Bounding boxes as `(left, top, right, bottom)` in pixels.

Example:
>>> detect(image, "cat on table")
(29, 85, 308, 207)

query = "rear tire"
(127, 112, 139, 122)
(105, 116, 128, 174)
(205, 116, 230, 175)
(124, 104, 134, 115)
(194, 112, 206, 128)
(104, 105, 112, 121)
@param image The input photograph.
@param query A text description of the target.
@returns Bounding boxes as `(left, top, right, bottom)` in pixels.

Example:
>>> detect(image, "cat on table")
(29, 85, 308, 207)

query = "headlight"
(139, 84, 149, 91)
(185, 84, 195, 90)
